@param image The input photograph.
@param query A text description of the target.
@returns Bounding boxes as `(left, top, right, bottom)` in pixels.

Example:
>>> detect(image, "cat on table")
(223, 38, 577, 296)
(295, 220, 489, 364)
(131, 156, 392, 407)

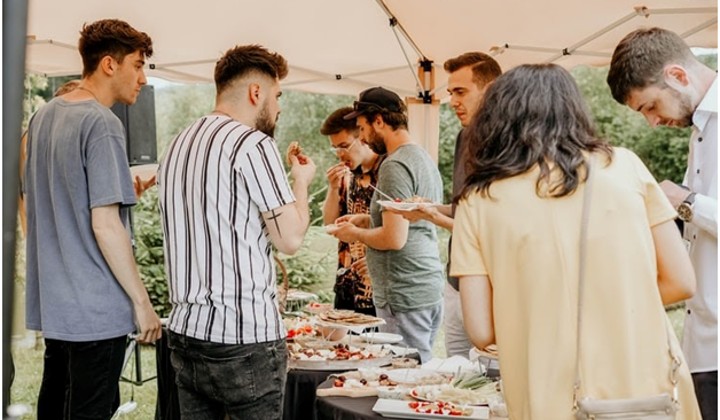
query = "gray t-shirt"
(366, 144, 444, 312)
(24, 98, 137, 341)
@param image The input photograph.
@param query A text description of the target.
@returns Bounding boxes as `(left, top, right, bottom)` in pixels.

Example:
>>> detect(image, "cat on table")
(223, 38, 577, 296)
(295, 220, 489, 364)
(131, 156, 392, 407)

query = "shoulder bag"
(573, 157, 680, 420)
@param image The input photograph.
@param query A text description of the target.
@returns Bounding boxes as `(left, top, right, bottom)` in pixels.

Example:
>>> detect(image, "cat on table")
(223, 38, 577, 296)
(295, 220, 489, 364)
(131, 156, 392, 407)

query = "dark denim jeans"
(692, 371, 717, 420)
(38, 336, 127, 420)
(167, 331, 287, 420)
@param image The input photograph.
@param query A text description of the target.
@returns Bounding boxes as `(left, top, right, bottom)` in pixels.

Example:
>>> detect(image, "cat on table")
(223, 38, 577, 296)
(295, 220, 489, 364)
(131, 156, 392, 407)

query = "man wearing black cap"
(331, 87, 444, 362)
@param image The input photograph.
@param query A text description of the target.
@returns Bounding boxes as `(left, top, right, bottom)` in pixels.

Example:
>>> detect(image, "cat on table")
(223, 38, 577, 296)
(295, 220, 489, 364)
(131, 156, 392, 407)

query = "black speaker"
(111, 85, 157, 165)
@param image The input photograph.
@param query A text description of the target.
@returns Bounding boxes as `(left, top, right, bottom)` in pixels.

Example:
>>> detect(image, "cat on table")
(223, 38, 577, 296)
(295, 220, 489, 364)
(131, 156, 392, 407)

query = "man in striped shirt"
(158, 45, 316, 419)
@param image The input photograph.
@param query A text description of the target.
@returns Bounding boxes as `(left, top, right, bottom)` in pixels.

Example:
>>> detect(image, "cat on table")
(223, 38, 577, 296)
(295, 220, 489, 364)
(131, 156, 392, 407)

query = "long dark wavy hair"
(457, 64, 613, 202)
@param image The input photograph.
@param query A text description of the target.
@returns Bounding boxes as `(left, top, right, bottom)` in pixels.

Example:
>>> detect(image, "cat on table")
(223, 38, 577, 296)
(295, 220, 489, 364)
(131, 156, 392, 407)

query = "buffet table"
(316, 378, 385, 420)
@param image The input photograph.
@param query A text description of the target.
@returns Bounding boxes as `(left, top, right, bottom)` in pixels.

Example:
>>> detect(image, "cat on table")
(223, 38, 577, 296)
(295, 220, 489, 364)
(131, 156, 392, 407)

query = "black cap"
(344, 87, 404, 120)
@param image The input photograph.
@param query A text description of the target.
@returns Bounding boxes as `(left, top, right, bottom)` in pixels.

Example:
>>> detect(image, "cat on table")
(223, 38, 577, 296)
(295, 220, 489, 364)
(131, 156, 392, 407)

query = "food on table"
(410, 381, 500, 406)
(407, 400, 473, 416)
(318, 309, 384, 326)
(304, 301, 333, 314)
(287, 342, 392, 362)
(391, 357, 419, 369)
(451, 372, 493, 390)
(283, 317, 319, 340)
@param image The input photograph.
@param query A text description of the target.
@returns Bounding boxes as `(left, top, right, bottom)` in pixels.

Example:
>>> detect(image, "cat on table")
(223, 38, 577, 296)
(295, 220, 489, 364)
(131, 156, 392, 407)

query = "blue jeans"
(38, 336, 126, 420)
(167, 331, 287, 420)
(375, 302, 443, 363)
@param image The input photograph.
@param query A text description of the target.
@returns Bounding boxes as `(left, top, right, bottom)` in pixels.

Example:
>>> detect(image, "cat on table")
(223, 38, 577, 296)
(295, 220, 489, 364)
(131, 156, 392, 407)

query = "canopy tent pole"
(3, 0, 28, 417)
(681, 17, 719, 38)
(374, 0, 440, 159)
(488, 6, 717, 63)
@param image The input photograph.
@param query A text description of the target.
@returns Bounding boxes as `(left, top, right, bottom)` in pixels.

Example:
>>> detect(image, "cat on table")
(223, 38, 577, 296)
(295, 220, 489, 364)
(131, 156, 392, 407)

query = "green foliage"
(133, 188, 172, 317)
(274, 90, 355, 224)
(276, 227, 337, 303)
(154, 83, 215, 157)
(438, 104, 462, 202)
(572, 65, 691, 183)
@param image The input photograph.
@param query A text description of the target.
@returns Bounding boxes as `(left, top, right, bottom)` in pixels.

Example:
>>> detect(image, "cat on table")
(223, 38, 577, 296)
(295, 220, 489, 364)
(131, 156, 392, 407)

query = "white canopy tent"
(24, 0, 718, 158)
(3, 1, 718, 411)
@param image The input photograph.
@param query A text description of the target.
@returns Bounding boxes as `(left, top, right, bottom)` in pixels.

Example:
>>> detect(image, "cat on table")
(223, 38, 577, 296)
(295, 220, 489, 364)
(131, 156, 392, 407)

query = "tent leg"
(3, 0, 28, 417)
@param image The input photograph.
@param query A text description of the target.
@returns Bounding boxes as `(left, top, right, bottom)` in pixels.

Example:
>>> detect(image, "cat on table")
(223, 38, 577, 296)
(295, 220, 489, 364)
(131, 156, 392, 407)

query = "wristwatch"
(677, 192, 697, 223)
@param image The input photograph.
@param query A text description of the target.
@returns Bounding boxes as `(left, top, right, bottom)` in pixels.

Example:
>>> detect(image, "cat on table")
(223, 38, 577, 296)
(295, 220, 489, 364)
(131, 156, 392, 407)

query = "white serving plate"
(377, 200, 437, 212)
(372, 398, 489, 419)
(288, 354, 393, 371)
(359, 332, 403, 344)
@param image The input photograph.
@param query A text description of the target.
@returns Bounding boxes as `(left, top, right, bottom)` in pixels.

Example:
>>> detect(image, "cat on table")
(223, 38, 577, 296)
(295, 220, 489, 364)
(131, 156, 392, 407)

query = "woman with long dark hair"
(450, 64, 700, 419)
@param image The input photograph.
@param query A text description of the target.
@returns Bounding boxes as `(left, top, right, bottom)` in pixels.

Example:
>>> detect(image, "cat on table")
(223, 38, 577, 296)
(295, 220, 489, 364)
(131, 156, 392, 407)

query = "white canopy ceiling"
(26, 0, 717, 101)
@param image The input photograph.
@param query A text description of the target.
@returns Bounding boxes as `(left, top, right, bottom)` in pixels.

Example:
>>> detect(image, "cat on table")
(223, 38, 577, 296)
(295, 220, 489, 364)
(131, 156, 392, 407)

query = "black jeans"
(692, 371, 717, 420)
(167, 331, 287, 420)
(38, 336, 127, 420)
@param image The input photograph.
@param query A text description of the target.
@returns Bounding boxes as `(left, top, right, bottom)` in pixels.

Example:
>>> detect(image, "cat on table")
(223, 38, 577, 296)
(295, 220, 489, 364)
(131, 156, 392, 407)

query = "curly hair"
(458, 64, 612, 202)
(214, 45, 289, 94)
(607, 27, 694, 104)
(79, 19, 153, 78)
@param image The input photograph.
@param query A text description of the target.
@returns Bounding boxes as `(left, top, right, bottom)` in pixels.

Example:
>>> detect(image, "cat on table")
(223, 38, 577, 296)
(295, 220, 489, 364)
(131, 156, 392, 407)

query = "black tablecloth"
(315, 379, 385, 420)
(155, 332, 421, 420)
(284, 369, 345, 420)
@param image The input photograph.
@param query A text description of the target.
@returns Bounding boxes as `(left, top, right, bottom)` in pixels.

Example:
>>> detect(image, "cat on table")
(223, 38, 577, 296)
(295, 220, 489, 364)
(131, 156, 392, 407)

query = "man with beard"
(608, 27, 717, 419)
(331, 87, 444, 362)
(157, 44, 316, 419)
(321, 107, 385, 315)
(390, 53, 501, 358)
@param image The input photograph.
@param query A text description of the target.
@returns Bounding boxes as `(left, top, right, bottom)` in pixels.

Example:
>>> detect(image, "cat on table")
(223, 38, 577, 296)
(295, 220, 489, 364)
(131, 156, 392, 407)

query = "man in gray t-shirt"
(332, 87, 444, 362)
(24, 19, 160, 419)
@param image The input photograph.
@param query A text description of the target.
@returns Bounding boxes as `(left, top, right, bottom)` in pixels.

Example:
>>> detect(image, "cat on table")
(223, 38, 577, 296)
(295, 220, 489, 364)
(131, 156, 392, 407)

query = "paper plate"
(377, 200, 440, 212)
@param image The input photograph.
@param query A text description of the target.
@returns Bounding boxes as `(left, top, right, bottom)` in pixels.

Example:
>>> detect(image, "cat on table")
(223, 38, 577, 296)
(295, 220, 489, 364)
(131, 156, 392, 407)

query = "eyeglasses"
(330, 139, 358, 154)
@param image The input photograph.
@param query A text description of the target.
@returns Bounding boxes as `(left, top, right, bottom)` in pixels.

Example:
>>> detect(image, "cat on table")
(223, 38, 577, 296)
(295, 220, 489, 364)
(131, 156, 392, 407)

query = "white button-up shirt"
(682, 76, 718, 373)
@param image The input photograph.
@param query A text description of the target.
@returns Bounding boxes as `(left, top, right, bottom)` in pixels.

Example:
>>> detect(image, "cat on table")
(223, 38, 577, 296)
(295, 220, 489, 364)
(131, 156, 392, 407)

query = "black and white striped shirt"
(158, 115, 295, 344)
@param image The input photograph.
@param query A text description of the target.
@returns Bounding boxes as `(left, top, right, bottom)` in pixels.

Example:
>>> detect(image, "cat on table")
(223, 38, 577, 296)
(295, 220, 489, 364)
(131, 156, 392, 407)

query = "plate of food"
(377, 199, 440, 212)
(409, 381, 499, 406)
(317, 310, 386, 328)
(372, 399, 489, 419)
(359, 332, 403, 344)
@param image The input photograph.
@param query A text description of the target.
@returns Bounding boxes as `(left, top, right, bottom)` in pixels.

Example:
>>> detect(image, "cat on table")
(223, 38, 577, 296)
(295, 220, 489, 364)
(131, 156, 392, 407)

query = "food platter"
(372, 399, 490, 419)
(317, 310, 386, 329)
(288, 354, 393, 371)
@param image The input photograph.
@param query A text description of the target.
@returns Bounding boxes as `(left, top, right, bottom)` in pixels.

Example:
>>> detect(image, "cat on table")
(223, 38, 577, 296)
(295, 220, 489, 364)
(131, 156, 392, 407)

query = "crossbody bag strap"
(572, 156, 681, 411)
(572, 157, 595, 411)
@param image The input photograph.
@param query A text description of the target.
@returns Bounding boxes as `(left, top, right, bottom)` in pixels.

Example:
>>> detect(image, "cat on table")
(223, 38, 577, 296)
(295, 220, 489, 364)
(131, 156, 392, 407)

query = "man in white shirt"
(158, 44, 316, 419)
(608, 27, 717, 419)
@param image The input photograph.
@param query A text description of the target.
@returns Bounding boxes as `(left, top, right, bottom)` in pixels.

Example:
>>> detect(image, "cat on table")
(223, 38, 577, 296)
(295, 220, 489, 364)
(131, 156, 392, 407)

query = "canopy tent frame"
(490, 6, 717, 63)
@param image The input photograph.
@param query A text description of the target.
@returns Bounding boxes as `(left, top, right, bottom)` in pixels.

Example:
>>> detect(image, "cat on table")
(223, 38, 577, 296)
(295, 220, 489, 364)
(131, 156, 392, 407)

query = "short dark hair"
(320, 107, 358, 136)
(607, 27, 694, 104)
(79, 19, 153, 78)
(214, 45, 289, 94)
(459, 64, 612, 201)
(444, 52, 502, 87)
(362, 105, 408, 131)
